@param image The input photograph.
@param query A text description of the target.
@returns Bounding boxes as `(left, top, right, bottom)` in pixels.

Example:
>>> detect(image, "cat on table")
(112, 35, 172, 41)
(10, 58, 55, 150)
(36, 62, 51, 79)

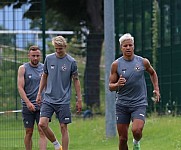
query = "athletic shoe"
(133, 143, 140, 150)
(56, 146, 63, 150)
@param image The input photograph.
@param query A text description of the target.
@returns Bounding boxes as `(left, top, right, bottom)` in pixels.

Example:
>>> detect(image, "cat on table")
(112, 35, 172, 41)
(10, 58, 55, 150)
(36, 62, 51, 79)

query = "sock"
(53, 140, 61, 149)
(133, 139, 140, 145)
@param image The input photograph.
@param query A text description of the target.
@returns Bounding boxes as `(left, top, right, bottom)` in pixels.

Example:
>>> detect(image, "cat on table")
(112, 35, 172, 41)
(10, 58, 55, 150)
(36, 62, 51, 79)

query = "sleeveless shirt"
(43, 53, 78, 104)
(21, 62, 44, 108)
(116, 55, 148, 107)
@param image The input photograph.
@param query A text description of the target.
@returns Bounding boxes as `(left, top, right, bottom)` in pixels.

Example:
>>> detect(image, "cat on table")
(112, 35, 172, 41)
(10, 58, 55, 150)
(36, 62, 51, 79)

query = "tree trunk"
(86, 0, 103, 31)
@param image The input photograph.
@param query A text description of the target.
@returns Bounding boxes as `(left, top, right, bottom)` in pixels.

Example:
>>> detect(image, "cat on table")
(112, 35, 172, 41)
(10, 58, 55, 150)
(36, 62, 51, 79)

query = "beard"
(31, 60, 39, 66)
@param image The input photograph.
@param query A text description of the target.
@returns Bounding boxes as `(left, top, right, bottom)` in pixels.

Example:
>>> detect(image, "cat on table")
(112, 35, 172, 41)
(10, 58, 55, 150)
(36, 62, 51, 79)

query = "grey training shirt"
(116, 55, 148, 107)
(43, 53, 78, 104)
(21, 62, 44, 107)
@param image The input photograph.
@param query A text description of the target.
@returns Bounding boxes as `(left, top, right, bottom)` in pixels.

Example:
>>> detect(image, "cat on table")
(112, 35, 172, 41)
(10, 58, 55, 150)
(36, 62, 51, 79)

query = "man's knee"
(119, 136, 128, 144)
(132, 127, 143, 139)
(39, 122, 48, 130)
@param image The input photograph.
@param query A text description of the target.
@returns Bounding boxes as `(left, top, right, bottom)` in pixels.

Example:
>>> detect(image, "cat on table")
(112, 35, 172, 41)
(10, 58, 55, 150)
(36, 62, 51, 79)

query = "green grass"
(141, 116, 181, 150)
(1, 115, 181, 149)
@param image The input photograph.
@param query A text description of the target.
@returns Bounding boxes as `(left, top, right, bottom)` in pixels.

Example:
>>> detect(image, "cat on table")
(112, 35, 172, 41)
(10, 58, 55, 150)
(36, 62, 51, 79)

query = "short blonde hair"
(119, 33, 134, 46)
(52, 36, 67, 47)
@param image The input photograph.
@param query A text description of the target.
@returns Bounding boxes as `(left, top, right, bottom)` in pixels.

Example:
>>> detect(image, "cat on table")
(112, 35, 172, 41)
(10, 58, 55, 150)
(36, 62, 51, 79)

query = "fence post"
(104, 0, 116, 138)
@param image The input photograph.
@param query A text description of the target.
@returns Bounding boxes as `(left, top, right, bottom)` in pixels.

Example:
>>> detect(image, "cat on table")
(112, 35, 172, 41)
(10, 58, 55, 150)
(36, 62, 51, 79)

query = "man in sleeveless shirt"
(36, 36, 82, 150)
(17, 46, 47, 150)
(109, 33, 160, 150)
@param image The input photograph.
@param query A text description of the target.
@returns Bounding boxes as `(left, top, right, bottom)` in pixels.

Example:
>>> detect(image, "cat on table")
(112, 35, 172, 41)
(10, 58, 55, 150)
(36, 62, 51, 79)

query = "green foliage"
(44, 0, 87, 30)
(151, 0, 159, 113)
(152, 0, 159, 69)
(67, 35, 86, 57)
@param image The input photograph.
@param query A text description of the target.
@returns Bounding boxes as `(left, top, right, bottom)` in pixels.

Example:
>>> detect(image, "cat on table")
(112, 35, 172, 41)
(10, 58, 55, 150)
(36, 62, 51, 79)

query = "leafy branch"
(152, 0, 159, 69)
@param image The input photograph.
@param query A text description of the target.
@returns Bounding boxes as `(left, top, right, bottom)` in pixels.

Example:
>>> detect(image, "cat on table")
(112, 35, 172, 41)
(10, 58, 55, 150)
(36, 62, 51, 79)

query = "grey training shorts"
(116, 104, 146, 124)
(22, 106, 40, 128)
(40, 101, 72, 124)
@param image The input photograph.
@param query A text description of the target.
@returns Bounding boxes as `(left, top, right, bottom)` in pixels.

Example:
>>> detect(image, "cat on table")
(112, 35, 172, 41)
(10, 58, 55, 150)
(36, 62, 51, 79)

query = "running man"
(109, 33, 160, 150)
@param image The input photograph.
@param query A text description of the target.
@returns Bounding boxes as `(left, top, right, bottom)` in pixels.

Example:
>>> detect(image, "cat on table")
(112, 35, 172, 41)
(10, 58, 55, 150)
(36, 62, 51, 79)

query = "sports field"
(0, 114, 181, 150)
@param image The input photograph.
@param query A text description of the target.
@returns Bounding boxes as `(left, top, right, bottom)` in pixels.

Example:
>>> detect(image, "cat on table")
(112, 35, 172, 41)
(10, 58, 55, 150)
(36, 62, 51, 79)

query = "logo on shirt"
(51, 65, 55, 69)
(122, 68, 126, 74)
(28, 74, 32, 78)
(62, 64, 67, 71)
(135, 65, 141, 71)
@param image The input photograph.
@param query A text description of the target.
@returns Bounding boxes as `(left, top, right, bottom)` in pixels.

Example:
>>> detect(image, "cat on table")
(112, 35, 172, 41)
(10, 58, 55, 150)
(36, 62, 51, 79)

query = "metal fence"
(0, 1, 75, 149)
(0, 1, 43, 149)
(1, 0, 181, 149)
(115, 0, 181, 115)
(0, 1, 105, 148)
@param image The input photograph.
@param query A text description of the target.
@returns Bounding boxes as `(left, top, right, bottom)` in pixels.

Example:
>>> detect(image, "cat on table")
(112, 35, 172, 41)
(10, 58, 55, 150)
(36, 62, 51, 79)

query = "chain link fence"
(115, 0, 181, 115)
(0, 1, 76, 149)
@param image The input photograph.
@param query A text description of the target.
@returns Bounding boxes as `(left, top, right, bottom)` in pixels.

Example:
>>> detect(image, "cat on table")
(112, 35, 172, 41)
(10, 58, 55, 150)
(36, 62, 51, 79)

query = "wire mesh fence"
(0, 0, 96, 148)
(0, 111, 62, 149)
(0, 112, 26, 149)
(0, 1, 76, 149)
(0, 2, 42, 149)
(115, 0, 181, 115)
(1, 0, 181, 149)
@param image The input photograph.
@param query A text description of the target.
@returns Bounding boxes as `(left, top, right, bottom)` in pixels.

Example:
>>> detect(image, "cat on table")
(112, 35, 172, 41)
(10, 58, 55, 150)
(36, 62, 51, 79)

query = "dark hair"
(29, 45, 40, 52)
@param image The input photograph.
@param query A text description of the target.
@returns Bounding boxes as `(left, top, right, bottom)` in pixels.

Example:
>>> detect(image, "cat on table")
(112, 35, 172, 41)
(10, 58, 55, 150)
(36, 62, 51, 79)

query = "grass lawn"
(0, 114, 181, 150)
(68, 115, 181, 150)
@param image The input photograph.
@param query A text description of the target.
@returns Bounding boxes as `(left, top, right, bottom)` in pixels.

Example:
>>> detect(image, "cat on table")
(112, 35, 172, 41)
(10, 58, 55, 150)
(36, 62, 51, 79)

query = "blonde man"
(36, 36, 82, 150)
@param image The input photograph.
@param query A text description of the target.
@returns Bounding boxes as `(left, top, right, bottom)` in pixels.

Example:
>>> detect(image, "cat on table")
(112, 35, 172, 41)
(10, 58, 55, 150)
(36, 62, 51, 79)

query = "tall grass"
(1, 114, 181, 150)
